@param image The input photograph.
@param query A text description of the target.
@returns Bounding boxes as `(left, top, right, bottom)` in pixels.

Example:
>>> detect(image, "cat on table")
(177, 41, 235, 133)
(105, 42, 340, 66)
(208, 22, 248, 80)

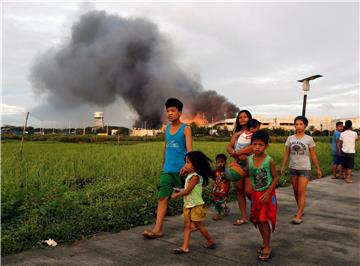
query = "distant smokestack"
(30, 10, 239, 128)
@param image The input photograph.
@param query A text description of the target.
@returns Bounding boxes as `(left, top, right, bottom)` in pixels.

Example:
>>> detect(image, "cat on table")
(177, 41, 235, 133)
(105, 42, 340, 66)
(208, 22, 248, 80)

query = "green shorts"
(158, 172, 182, 199)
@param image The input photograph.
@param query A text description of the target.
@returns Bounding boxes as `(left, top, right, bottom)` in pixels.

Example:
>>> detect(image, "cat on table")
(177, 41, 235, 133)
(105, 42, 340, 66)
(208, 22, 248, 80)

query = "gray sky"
(2, 1, 359, 128)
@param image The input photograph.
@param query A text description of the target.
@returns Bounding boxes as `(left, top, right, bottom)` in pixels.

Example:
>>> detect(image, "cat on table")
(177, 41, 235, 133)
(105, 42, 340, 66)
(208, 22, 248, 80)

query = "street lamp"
(297, 75, 323, 116)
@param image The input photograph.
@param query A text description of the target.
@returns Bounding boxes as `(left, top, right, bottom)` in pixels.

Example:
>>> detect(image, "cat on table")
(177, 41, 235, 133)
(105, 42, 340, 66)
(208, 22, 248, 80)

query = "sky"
(2, 1, 359, 128)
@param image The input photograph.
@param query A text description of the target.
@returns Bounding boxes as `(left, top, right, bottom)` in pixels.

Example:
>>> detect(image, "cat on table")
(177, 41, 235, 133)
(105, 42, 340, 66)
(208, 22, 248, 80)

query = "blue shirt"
(163, 123, 187, 173)
(332, 130, 341, 154)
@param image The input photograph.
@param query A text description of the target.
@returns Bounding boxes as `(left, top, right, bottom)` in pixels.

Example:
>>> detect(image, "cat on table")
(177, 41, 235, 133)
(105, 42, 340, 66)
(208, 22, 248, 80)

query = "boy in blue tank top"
(143, 98, 192, 239)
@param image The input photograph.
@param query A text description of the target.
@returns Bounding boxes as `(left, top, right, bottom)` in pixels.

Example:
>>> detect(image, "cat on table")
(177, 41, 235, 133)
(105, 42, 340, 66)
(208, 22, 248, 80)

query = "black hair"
(234, 109, 252, 132)
(345, 120, 352, 129)
(249, 119, 261, 129)
(215, 153, 227, 162)
(165, 98, 183, 111)
(294, 115, 308, 127)
(185, 151, 212, 186)
(251, 129, 270, 145)
(336, 121, 343, 127)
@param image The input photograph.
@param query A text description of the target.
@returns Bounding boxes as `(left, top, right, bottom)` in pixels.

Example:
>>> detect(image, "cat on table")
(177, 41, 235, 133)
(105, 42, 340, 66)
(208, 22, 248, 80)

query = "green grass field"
(2, 140, 359, 254)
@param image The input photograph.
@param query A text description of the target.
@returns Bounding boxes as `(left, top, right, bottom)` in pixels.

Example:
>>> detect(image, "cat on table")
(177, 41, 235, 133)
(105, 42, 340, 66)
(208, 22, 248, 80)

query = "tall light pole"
(297, 75, 323, 116)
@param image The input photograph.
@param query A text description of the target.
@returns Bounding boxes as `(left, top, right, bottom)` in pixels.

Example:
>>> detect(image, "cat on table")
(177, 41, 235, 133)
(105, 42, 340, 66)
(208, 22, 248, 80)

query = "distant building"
(93, 112, 104, 129)
(207, 115, 358, 133)
(131, 128, 163, 137)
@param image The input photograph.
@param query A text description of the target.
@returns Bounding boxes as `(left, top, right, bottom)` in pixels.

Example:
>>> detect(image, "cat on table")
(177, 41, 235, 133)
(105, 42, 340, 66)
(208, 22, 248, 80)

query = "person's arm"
(260, 159, 279, 203)
(226, 133, 238, 157)
(234, 145, 253, 156)
(280, 146, 290, 176)
(336, 138, 342, 156)
(162, 133, 166, 168)
(184, 125, 193, 152)
(309, 147, 322, 178)
(171, 175, 199, 198)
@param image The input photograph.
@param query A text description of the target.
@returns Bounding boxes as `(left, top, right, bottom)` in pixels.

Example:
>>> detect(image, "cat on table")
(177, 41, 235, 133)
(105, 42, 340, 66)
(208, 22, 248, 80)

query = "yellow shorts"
(183, 204, 207, 222)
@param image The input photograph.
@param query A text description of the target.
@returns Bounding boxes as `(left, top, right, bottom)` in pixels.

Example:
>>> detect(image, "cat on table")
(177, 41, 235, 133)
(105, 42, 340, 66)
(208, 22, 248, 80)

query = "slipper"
(233, 219, 248, 226)
(212, 214, 223, 221)
(203, 242, 216, 249)
(292, 217, 302, 224)
(142, 230, 163, 239)
(345, 179, 353, 183)
(173, 247, 189, 254)
(258, 251, 272, 261)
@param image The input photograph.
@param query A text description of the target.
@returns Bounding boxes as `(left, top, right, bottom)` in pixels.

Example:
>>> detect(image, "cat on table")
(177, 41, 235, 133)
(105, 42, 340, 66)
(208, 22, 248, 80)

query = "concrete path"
(3, 172, 360, 266)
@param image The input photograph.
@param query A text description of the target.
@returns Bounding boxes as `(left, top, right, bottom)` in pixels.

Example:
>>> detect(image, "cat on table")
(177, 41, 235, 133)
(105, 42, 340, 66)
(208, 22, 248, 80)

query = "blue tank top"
(163, 123, 187, 173)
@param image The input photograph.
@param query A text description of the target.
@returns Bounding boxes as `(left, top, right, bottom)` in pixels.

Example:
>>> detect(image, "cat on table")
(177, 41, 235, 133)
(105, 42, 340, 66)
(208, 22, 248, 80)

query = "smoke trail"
(30, 10, 238, 128)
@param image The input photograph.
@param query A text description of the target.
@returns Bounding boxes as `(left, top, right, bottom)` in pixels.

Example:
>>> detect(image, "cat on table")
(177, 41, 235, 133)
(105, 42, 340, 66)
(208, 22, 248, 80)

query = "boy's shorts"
(183, 204, 207, 222)
(332, 154, 343, 165)
(289, 168, 311, 179)
(250, 190, 277, 231)
(342, 153, 355, 169)
(158, 172, 182, 199)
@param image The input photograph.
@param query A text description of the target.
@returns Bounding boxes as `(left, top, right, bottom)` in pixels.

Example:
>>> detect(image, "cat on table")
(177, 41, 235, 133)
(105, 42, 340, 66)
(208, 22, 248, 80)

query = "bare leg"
(235, 179, 248, 221)
(291, 176, 299, 207)
(194, 221, 214, 245)
(245, 177, 252, 200)
(180, 219, 191, 251)
(152, 197, 168, 234)
(258, 222, 272, 259)
(332, 164, 337, 178)
(295, 177, 309, 219)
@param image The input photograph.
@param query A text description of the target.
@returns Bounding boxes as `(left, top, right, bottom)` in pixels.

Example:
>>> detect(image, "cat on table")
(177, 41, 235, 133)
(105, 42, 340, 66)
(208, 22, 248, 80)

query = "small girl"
(211, 154, 230, 221)
(171, 151, 215, 254)
(281, 116, 322, 224)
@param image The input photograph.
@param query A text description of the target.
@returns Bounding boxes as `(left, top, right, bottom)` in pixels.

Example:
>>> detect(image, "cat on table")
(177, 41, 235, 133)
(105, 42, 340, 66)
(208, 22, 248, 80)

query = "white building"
(207, 115, 356, 133)
(131, 128, 163, 137)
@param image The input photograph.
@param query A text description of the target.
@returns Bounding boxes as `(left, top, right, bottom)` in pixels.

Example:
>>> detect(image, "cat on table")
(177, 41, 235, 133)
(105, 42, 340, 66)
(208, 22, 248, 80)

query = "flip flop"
(224, 207, 230, 217)
(292, 217, 302, 224)
(258, 251, 272, 261)
(203, 242, 216, 249)
(142, 230, 163, 239)
(346, 179, 353, 183)
(173, 247, 189, 254)
(233, 219, 248, 226)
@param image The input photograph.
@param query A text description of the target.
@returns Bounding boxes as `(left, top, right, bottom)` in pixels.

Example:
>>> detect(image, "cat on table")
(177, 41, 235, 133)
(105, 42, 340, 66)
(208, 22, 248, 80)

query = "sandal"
(233, 219, 248, 226)
(142, 230, 163, 239)
(292, 217, 302, 224)
(346, 179, 353, 183)
(203, 242, 216, 249)
(258, 251, 272, 261)
(173, 247, 189, 254)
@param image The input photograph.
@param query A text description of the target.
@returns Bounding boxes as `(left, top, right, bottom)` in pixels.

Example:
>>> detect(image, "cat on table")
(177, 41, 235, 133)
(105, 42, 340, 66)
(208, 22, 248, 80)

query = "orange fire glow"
(181, 113, 209, 126)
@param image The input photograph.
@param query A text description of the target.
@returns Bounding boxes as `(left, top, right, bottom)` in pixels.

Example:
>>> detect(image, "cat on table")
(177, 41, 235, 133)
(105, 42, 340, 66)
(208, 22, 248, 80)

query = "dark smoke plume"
(30, 10, 239, 128)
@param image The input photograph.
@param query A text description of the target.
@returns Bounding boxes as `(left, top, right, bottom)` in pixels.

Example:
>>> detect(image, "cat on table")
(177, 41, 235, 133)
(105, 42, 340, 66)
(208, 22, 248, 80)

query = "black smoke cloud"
(30, 10, 239, 128)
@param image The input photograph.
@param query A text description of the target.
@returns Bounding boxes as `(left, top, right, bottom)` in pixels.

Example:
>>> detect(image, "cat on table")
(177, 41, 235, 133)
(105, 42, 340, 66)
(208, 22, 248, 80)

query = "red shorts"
(250, 189, 277, 231)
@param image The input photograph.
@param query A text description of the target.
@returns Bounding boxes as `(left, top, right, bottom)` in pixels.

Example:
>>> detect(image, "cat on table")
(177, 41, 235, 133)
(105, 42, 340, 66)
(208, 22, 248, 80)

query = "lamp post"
(297, 75, 323, 116)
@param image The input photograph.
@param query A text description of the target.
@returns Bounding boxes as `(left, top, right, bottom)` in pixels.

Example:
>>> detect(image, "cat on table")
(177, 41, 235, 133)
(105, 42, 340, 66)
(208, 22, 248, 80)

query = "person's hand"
(171, 192, 179, 199)
(180, 166, 187, 176)
(231, 150, 237, 158)
(260, 191, 270, 204)
(317, 168, 322, 179)
(280, 166, 285, 177)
